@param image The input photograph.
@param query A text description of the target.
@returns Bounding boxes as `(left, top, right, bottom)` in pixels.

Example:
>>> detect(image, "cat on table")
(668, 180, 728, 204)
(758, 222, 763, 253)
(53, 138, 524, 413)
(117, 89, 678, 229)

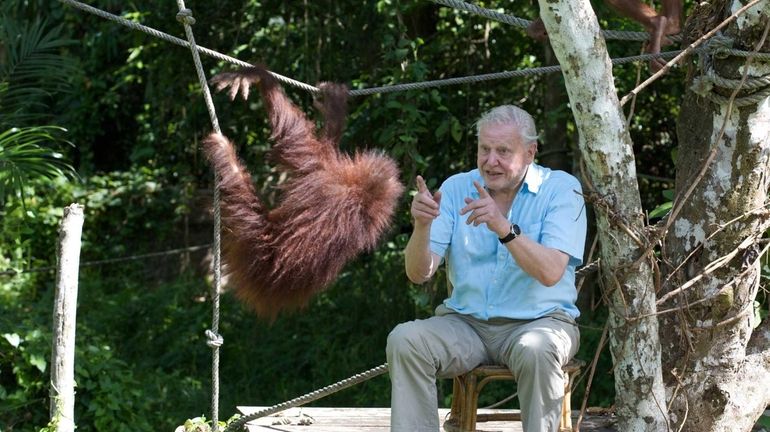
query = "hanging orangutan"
(202, 66, 404, 319)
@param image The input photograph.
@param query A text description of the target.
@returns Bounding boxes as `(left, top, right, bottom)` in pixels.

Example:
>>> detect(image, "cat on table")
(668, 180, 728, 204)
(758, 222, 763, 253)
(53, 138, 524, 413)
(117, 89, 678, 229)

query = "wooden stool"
(443, 359, 584, 432)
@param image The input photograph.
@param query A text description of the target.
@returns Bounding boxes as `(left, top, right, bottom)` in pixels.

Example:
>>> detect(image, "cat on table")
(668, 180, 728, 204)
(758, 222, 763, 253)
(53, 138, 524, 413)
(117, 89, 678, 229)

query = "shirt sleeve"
(540, 175, 587, 266)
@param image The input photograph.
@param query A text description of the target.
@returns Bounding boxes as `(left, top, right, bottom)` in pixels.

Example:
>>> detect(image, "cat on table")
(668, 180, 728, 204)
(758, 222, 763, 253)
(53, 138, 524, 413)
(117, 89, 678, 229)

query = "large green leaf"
(0, 126, 77, 206)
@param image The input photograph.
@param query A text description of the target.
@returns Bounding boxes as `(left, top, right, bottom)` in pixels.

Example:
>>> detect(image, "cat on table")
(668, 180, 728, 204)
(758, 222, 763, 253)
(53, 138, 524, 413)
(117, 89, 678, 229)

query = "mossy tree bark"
(660, 1, 770, 430)
(538, 1, 669, 430)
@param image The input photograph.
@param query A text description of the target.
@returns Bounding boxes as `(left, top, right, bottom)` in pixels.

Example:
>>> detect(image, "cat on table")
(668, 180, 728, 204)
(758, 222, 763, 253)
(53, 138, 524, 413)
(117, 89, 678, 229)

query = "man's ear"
(527, 141, 538, 161)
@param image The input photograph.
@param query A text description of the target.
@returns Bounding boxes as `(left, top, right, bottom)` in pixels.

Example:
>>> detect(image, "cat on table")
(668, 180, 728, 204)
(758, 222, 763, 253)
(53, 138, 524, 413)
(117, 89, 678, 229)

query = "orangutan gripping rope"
(202, 66, 404, 319)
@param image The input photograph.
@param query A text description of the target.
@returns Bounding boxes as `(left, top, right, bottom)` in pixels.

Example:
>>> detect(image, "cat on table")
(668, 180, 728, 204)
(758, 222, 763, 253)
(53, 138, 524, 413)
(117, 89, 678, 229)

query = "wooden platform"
(239, 407, 617, 431)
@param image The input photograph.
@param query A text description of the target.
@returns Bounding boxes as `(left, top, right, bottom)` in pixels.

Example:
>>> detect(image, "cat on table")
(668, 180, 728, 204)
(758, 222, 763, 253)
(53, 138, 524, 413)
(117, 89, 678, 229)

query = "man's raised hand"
(460, 181, 508, 236)
(411, 175, 442, 226)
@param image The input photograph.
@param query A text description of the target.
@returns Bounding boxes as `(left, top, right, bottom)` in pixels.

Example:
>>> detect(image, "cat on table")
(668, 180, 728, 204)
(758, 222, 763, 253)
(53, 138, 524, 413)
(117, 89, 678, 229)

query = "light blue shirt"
(430, 164, 587, 320)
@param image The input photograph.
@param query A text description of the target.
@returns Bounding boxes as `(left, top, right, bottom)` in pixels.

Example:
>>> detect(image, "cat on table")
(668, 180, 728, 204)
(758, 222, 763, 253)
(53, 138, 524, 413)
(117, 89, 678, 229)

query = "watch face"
(512, 224, 521, 236)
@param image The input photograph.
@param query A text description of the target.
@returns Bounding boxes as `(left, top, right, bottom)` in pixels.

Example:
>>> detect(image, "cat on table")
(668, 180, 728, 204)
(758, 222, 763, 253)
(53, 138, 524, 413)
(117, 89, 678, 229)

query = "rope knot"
(205, 329, 223, 348)
(707, 34, 734, 59)
(176, 9, 196, 26)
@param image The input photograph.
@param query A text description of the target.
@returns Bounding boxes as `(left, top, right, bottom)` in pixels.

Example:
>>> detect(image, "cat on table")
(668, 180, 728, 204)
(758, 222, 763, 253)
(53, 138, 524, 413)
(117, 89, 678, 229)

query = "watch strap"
(499, 224, 520, 244)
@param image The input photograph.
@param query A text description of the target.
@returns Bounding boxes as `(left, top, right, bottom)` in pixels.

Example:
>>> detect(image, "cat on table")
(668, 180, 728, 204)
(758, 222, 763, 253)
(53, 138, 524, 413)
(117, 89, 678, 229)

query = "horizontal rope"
(428, 0, 683, 43)
(56, 0, 320, 93)
(0, 244, 211, 277)
(702, 83, 770, 106)
(350, 50, 683, 96)
(694, 73, 770, 91)
(705, 34, 770, 60)
(719, 47, 770, 59)
(224, 363, 390, 431)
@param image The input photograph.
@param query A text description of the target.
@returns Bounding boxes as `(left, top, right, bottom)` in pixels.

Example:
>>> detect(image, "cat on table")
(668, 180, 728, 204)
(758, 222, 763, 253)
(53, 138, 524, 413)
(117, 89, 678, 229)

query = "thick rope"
(693, 73, 770, 92)
(692, 73, 770, 106)
(706, 34, 770, 60)
(224, 363, 390, 432)
(701, 86, 770, 106)
(690, 34, 770, 107)
(427, 0, 683, 43)
(350, 50, 683, 96)
(56, 0, 319, 94)
(174, 3, 223, 431)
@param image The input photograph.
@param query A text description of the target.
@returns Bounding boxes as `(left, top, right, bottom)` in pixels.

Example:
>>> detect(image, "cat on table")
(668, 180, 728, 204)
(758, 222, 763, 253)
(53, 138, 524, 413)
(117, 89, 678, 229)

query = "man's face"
(477, 123, 536, 194)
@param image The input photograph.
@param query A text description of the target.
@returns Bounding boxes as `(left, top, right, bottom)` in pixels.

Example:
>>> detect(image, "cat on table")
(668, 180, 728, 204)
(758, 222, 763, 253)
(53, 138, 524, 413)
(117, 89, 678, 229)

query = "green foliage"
(74, 338, 155, 431)
(0, 166, 197, 431)
(756, 412, 770, 429)
(0, 3, 79, 209)
(0, 4, 79, 127)
(649, 188, 674, 219)
(0, 126, 77, 207)
(0, 326, 50, 424)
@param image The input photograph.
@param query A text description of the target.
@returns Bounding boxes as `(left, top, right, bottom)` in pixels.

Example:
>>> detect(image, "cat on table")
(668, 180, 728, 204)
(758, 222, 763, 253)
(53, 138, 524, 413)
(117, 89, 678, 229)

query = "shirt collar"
(470, 163, 543, 197)
(523, 163, 543, 194)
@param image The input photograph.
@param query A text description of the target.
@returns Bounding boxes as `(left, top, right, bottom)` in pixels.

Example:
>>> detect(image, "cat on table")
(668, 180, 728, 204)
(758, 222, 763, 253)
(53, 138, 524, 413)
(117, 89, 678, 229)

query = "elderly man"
(387, 105, 587, 432)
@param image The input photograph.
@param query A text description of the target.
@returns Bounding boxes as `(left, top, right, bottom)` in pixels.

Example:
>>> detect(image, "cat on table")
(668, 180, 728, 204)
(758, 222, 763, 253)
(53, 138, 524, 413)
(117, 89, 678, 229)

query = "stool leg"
(461, 374, 478, 432)
(449, 377, 463, 426)
(560, 369, 578, 432)
(561, 390, 571, 431)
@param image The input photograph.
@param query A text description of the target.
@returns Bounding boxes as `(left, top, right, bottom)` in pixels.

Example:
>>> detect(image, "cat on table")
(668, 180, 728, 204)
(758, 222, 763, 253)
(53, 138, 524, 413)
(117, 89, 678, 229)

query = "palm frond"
(0, 13, 79, 127)
(0, 126, 78, 206)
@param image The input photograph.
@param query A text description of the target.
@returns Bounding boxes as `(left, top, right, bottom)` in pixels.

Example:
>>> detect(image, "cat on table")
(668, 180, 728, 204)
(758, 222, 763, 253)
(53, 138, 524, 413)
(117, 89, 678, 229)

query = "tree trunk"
(50, 203, 84, 432)
(540, 45, 572, 173)
(537, 1, 669, 430)
(660, 1, 770, 430)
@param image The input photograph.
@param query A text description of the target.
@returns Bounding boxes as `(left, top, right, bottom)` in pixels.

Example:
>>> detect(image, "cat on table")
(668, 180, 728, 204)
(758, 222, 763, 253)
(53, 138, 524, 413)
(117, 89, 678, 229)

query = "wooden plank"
(239, 407, 524, 432)
(238, 406, 617, 431)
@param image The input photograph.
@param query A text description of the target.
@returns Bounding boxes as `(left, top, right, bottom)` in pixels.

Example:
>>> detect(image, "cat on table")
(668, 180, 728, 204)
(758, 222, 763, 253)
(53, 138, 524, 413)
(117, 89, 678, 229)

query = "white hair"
(475, 105, 539, 148)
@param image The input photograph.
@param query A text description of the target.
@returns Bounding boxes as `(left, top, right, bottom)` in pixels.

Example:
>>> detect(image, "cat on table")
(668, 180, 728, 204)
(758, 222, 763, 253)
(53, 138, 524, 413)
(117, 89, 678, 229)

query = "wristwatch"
(499, 223, 521, 244)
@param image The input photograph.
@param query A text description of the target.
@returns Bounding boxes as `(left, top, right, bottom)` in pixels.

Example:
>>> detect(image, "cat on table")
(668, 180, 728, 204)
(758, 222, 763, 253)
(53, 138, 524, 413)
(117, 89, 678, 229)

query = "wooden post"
(50, 204, 84, 432)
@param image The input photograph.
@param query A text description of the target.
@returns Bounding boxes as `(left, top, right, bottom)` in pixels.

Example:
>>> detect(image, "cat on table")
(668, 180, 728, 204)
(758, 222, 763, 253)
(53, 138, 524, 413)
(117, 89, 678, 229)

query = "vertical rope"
(174, 4, 223, 432)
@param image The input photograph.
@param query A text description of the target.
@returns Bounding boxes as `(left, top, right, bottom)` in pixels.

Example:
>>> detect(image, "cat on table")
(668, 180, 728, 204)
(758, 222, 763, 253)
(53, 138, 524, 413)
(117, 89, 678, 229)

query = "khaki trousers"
(386, 305, 579, 432)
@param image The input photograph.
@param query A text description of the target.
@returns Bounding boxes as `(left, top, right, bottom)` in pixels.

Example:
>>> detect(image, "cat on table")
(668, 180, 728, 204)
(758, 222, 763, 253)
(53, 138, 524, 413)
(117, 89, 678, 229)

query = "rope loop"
(705, 34, 734, 59)
(206, 329, 224, 348)
(691, 71, 770, 106)
(176, 8, 196, 26)
(690, 31, 770, 107)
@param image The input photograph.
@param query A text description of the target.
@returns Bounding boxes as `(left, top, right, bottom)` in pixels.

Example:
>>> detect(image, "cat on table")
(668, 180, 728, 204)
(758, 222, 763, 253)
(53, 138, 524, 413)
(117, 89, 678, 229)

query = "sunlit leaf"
(3, 333, 21, 348)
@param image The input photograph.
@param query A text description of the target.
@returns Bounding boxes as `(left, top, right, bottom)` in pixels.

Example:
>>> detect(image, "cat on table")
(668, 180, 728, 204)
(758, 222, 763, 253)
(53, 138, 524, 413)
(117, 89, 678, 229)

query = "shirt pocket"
(452, 228, 497, 262)
(519, 221, 543, 243)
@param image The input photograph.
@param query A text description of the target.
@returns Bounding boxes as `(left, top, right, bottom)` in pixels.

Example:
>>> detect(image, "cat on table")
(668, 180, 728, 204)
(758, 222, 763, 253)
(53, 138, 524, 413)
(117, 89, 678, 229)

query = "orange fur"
(202, 67, 404, 319)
